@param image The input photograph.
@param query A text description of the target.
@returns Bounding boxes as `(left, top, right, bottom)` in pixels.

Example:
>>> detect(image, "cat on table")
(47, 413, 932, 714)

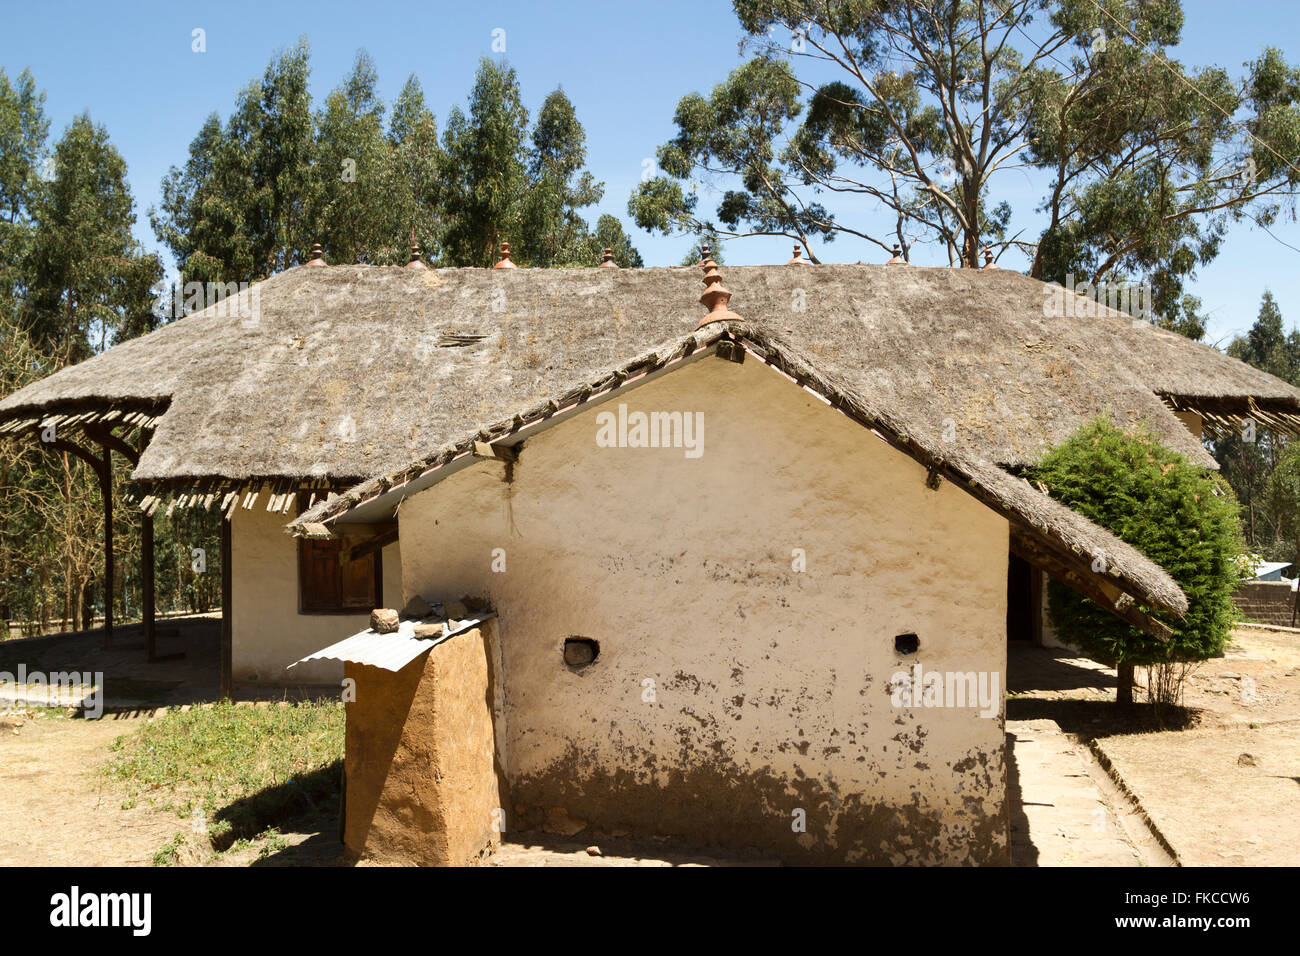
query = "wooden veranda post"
(84, 423, 149, 650)
(102, 447, 112, 648)
(142, 512, 155, 659)
(220, 515, 233, 699)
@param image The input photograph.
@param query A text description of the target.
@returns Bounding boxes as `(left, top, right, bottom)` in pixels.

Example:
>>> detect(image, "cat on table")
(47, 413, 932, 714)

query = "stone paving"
(1007, 718, 1163, 866)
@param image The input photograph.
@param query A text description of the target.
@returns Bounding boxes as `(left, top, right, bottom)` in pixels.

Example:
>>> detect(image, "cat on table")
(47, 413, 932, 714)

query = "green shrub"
(1028, 417, 1246, 697)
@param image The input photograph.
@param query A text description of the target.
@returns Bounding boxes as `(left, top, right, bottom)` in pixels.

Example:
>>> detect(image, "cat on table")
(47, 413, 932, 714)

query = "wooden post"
(101, 449, 113, 649)
(220, 515, 233, 699)
(142, 513, 156, 660)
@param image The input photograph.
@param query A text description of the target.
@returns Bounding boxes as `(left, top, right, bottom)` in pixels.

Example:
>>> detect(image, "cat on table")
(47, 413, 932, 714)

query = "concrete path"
(1008, 718, 1169, 866)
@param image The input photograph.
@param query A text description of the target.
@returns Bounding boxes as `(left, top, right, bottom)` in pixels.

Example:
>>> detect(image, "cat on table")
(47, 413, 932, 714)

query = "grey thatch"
(3, 264, 1295, 487)
(290, 321, 1189, 617)
(3, 260, 1296, 614)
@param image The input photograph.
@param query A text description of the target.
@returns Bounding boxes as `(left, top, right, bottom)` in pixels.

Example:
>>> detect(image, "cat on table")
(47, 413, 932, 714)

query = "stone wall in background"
(1233, 581, 1297, 628)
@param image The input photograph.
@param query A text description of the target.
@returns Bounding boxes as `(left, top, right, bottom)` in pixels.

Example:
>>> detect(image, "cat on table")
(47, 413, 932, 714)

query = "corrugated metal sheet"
(289, 613, 495, 672)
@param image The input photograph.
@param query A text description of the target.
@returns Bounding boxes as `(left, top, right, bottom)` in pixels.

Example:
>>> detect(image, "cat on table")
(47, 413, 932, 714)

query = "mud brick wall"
(1233, 581, 1298, 627)
(342, 624, 504, 865)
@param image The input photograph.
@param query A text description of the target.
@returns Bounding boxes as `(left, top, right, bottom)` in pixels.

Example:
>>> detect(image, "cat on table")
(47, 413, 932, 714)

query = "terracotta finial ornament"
(698, 242, 711, 265)
(304, 243, 327, 267)
(981, 247, 997, 270)
(598, 247, 619, 268)
(786, 244, 809, 265)
(493, 241, 517, 269)
(886, 243, 905, 265)
(404, 228, 427, 269)
(696, 253, 742, 329)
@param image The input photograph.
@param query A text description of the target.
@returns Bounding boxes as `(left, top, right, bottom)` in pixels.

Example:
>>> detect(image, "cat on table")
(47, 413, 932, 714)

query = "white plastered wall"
(230, 503, 401, 683)
(397, 353, 1009, 863)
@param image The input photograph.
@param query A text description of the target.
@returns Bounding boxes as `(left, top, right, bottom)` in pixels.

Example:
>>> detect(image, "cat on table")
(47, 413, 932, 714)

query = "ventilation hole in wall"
(894, 633, 920, 655)
(564, 637, 600, 668)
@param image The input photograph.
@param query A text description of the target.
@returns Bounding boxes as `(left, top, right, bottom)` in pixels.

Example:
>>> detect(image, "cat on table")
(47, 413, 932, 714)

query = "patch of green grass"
(153, 833, 188, 867)
(106, 700, 344, 857)
(256, 827, 289, 858)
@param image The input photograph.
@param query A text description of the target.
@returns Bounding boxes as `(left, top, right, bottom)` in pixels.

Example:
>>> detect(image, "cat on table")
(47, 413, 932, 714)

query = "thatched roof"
(2, 260, 1294, 617)
(3, 263, 1294, 494)
(288, 320, 1189, 620)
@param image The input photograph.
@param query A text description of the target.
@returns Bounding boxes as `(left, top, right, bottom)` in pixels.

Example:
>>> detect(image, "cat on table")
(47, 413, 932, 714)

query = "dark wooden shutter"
(297, 492, 380, 613)
(299, 538, 343, 612)
(339, 545, 377, 609)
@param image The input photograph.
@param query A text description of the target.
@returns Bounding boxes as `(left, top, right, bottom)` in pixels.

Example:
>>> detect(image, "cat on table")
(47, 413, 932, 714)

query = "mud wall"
(398, 355, 1009, 864)
(342, 623, 503, 865)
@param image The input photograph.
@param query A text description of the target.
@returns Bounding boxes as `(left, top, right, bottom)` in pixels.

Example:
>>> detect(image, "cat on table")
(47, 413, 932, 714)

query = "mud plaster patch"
(510, 737, 1007, 865)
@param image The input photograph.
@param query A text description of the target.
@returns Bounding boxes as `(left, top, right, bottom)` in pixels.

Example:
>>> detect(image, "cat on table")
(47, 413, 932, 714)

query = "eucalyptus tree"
(631, 0, 1299, 329)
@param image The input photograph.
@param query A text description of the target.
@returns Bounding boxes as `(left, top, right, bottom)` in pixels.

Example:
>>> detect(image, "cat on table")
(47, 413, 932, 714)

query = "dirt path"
(0, 712, 181, 866)
(1096, 724, 1300, 867)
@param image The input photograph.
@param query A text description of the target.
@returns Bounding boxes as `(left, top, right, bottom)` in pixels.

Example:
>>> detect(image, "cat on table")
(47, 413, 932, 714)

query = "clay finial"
(696, 252, 742, 329)
(304, 243, 327, 267)
(886, 243, 905, 265)
(787, 244, 808, 265)
(493, 241, 517, 269)
(598, 247, 618, 269)
(404, 228, 427, 270)
(981, 248, 997, 270)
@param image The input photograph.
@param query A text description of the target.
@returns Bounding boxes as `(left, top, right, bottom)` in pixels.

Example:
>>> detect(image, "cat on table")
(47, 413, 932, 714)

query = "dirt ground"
(1, 619, 1296, 866)
(1007, 625, 1300, 867)
(1096, 724, 1300, 866)
(1009, 625, 1300, 732)
(0, 711, 179, 866)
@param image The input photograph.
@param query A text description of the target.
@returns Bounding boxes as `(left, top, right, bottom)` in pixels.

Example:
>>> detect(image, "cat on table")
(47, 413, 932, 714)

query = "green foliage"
(633, 0, 1299, 313)
(1028, 417, 1245, 668)
(519, 89, 605, 267)
(0, 67, 48, 326)
(439, 59, 533, 266)
(1268, 442, 1300, 565)
(1214, 291, 1300, 556)
(589, 214, 644, 268)
(1227, 291, 1300, 383)
(26, 113, 162, 360)
(152, 39, 316, 285)
(386, 74, 442, 261)
(106, 700, 344, 851)
(154, 51, 635, 280)
(309, 51, 402, 266)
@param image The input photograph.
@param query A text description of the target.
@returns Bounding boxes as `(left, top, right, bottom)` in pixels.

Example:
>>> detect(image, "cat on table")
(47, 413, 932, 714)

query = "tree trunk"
(1116, 660, 1136, 707)
(81, 579, 94, 633)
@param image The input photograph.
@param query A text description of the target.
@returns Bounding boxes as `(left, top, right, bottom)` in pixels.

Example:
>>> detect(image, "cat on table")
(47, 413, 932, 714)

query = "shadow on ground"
(1004, 730, 1037, 867)
(211, 759, 342, 852)
(1007, 643, 1201, 738)
(0, 616, 334, 708)
(1007, 696, 1200, 737)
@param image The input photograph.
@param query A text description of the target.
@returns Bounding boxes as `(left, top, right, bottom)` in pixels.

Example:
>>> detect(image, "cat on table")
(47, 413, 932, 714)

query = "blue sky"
(1, 0, 1296, 346)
